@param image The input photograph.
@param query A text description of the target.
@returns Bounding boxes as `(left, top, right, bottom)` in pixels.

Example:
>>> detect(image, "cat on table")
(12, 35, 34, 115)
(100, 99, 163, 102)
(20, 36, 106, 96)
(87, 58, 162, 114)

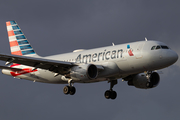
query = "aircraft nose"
(172, 51, 178, 63)
(165, 50, 178, 65)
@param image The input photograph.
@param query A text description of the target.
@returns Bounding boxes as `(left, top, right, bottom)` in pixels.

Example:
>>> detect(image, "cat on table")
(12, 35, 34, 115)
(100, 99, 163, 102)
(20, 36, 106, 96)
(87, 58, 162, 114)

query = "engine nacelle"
(70, 64, 98, 81)
(128, 72, 160, 89)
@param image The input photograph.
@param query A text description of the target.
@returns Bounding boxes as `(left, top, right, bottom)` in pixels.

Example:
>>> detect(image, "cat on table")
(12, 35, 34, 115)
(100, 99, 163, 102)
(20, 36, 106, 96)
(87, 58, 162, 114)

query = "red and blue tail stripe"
(6, 21, 37, 56)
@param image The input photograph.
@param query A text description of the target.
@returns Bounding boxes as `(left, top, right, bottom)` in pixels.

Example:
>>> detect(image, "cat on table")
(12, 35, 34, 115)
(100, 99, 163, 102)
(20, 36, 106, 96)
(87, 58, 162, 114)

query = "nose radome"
(172, 51, 178, 63)
(167, 51, 178, 65)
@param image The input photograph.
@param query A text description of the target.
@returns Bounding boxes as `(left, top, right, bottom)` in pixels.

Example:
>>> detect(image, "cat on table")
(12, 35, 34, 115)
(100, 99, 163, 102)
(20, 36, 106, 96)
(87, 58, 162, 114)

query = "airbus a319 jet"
(0, 21, 178, 100)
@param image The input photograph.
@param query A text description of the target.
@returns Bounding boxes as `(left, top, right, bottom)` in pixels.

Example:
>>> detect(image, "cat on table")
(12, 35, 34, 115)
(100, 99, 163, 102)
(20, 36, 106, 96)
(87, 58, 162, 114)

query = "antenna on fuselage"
(112, 43, 115, 46)
(145, 37, 148, 41)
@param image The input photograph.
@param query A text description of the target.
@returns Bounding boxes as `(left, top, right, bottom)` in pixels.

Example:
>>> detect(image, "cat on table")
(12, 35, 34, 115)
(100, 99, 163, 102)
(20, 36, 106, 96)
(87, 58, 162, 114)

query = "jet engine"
(127, 72, 160, 89)
(70, 64, 98, 81)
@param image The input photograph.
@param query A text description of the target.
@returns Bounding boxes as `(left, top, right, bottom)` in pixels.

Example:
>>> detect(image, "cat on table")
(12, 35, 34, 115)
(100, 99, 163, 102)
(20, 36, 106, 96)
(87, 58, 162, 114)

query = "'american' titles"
(76, 49, 123, 63)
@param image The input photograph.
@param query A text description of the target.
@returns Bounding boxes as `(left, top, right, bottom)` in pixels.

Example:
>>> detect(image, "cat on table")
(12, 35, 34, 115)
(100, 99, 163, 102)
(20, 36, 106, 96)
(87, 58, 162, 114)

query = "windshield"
(151, 45, 169, 50)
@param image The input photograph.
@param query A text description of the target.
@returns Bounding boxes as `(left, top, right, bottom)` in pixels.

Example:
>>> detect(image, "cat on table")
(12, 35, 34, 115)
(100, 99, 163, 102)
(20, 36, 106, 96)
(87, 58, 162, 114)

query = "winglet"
(6, 21, 39, 56)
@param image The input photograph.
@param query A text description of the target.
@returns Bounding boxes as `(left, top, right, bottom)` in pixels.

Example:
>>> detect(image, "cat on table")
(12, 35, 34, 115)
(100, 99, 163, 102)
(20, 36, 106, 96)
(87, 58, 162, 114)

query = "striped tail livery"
(6, 21, 38, 56)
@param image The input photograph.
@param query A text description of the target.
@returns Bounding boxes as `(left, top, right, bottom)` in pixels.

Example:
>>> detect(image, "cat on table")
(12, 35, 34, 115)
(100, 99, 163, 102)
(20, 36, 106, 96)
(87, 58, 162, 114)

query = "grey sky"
(0, 0, 180, 120)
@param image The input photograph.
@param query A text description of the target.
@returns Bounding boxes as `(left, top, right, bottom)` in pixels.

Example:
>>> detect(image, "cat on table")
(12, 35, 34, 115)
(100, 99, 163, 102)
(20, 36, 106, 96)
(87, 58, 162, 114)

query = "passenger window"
(161, 45, 169, 49)
(156, 45, 161, 50)
(151, 46, 156, 50)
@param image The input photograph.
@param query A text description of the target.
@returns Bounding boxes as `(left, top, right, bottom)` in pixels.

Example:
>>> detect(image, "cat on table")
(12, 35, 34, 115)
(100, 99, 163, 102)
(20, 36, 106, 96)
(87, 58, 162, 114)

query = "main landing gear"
(104, 80, 117, 100)
(63, 79, 118, 99)
(63, 79, 76, 95)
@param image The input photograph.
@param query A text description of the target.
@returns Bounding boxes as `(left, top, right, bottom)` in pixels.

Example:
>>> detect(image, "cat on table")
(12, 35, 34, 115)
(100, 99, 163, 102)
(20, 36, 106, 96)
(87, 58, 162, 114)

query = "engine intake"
(70, 64, 98, 81)
(127, 72, 160, 89)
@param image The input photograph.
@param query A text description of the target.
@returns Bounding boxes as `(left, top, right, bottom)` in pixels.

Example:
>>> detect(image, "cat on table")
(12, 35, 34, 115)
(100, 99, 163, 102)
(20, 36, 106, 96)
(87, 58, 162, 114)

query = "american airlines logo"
(128, 49, 134, 56)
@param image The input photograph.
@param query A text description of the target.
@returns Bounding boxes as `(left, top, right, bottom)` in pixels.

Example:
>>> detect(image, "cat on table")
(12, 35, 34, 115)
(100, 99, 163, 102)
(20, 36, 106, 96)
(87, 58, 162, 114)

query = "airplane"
(0, 20, 178, 100)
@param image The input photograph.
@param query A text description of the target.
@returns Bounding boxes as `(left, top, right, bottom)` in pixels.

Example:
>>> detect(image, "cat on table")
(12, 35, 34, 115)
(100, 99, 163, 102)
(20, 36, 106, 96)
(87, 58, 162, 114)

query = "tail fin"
(6, 21, 38, 56)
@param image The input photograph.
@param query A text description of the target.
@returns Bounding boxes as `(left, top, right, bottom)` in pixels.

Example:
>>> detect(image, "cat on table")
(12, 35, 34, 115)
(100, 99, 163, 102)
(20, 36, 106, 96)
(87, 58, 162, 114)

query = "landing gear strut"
(63, 79, 76, 95)
(104, 80, 117, 100)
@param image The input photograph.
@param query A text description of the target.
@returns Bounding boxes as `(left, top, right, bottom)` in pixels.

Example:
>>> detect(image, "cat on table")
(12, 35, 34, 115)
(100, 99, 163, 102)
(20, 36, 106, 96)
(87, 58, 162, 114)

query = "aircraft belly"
(33, 69, 65, 83)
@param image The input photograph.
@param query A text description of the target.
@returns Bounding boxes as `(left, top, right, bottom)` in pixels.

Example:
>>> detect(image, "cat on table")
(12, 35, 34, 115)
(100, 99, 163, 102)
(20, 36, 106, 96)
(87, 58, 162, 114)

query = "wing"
(0, 53, 76, 74)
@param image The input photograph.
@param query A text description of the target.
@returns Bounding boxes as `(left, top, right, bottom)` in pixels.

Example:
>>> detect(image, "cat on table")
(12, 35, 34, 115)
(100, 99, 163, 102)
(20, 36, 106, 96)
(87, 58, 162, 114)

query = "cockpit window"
(151, 45, 169, 50)
(161, 45, 169, 49)
(151, 46, 156, 50)
(156, 45, 161, 49)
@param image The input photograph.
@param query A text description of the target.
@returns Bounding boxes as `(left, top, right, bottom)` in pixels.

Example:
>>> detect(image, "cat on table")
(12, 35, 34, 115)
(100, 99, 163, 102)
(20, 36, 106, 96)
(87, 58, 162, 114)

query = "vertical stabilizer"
(6, 21, 38, 56)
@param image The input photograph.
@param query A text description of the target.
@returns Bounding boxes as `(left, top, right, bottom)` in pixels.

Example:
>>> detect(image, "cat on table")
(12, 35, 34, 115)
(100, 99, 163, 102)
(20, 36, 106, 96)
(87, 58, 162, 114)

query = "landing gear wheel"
(69, 86, 76, 95)
(63, 86, 76, 95)
(63, 86, 70, 95)
(104, 90, 117, 100)
(111, 91, 117, 100)
(104, 90, 111, 99)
